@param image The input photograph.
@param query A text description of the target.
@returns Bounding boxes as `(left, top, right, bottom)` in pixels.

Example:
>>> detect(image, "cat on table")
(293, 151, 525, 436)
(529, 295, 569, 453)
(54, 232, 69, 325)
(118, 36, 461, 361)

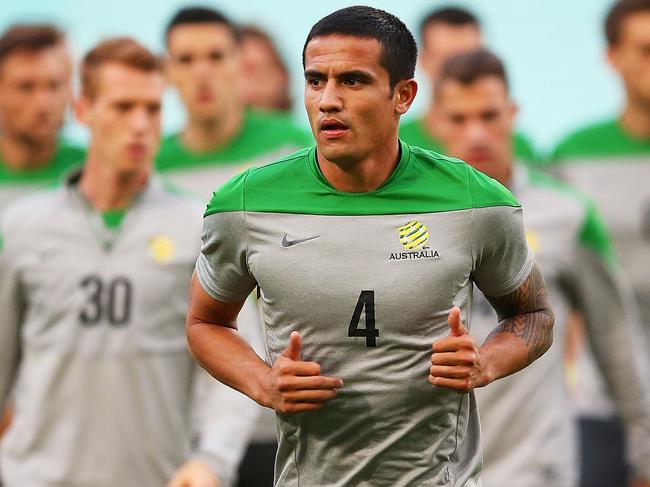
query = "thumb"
(448, 307, 468, 337)
(282, 331, 302, 361)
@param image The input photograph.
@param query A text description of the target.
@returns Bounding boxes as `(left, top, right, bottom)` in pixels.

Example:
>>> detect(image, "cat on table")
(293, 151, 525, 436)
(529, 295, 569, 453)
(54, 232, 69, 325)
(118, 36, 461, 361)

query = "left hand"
(166, 459, 220, 487)
(428, 307, 487, 393)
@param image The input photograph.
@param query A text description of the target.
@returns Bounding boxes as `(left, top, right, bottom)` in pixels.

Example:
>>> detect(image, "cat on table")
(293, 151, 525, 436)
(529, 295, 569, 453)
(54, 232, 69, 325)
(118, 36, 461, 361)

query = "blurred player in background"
(0, 37, 258, 487)
(0, 24, 84, 208)
(400, 6, 538, 165)
(160, 7, 311, 486)
(187, 6, 554, 486)
(434, 48, 650, 487)
(158, 6, 310, 200)
(239, 25, 292, 113)
(550, 1, 650, 486)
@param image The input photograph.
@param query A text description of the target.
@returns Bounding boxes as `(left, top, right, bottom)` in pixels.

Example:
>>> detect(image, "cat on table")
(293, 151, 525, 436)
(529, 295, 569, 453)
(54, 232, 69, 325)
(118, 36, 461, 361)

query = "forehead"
(167, 23, 236, 53)
(94, 63, 164, 100)
(304, 34, 384, 72)
(437, 76, 508, 106)
(422, 23, 481, 52)
(0, 46, 70, 79)
(619, 11, 650, 43)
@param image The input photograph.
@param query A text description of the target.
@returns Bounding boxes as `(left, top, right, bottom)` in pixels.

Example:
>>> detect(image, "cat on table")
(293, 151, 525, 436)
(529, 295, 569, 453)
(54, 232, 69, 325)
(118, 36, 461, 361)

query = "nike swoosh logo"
(282, 233, 320, 248)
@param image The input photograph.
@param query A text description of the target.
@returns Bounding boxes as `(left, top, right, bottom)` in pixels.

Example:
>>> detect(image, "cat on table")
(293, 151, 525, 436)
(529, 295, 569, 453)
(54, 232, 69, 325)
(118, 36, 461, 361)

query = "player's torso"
(3, 187, 202, 486)
(248, 211, 479, 486)
(557, 157, 650, 323)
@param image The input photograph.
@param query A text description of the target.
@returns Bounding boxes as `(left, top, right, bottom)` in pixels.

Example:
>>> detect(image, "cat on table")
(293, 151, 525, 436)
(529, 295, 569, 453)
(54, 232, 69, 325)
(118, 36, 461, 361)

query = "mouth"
(319, 119, 349, 139)
(126, 143, 147, 159)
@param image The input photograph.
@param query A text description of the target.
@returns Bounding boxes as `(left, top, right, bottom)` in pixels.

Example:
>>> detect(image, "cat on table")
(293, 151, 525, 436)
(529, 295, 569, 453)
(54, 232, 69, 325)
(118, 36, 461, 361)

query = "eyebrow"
(303, 69, 374, 83)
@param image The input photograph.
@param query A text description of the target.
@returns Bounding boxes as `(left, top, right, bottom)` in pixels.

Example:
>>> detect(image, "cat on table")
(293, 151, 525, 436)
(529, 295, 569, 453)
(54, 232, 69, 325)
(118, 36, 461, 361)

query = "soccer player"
(399, 7, 538, 164)
(186, 6, 554, 486)
(0, 24, 84, 208)
(433, 48, 650, 487)
(239, 25, 293, 113)
(159, 6, 311, 201)
(550, 1, 650, 485)
(0, 37, 258, 487)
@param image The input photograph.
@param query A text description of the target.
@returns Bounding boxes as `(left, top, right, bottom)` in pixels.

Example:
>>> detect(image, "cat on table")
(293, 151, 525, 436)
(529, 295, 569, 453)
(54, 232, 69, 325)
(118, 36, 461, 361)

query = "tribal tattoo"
(485, 263, 555, 364)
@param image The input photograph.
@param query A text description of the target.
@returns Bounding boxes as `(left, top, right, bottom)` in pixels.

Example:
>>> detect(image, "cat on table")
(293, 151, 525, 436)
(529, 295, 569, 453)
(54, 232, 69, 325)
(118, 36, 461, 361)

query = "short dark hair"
(81, 37, 163, 99)
(436, 49, 509, 94)
(419, 6, 480, 40)
(0, 24, 65, 66)
(302, 6, 417, 89)
(605, 0, 650, 46)
(165, 6, 239, 45)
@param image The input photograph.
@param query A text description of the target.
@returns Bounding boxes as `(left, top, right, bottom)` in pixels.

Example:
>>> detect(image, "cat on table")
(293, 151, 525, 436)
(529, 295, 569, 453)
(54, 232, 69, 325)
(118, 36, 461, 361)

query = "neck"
(619, 99, 650, 138)
(181, 104, 244, 153)
(0, 133, 58, 171)
(78, 152, 148, 212)
(318, 135, 401, 193)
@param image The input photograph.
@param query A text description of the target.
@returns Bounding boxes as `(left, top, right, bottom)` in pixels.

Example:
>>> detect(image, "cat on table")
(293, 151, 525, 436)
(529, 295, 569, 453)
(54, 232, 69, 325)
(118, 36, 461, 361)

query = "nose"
(466, 119, 489, 143)
(129, 106, 150, 134)
(318, 81, 342, 113)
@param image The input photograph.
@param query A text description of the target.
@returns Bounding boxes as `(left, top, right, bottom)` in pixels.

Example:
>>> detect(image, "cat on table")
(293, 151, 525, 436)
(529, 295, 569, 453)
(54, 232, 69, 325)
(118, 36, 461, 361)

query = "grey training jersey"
(550, 121, 650, 422)
(0, 172, 258, 486)
(472, 167, 650, 486)
(196, 142, 534, 486)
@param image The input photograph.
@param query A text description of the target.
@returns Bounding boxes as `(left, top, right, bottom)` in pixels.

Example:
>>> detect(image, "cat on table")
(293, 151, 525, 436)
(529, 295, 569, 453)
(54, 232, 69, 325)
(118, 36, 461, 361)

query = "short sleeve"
(471, 205, 534, 298)
(195, 171, 257, 303)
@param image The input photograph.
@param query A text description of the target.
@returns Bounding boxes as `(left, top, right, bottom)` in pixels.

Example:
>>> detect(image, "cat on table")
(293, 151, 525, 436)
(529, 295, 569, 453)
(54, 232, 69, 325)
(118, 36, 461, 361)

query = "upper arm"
(485, 263, 552, 321)
(186, 272, 247, 332)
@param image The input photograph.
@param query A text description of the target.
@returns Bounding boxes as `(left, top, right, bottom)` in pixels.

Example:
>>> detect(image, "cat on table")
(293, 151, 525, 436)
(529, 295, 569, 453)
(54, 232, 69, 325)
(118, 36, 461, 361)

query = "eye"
(208, 50, 225, 62)
(114, 102, 133, 113)
(176, 54, 192, 65)
(307, 77, 323, 88)
(17, 81, 35, 93)
(148, 103, 161, 115)
(342, 77, 360, 87)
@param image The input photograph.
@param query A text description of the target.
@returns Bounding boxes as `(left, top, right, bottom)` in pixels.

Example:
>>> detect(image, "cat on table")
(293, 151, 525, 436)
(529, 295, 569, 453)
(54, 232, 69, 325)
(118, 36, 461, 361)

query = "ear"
(606, 45, 621, 75)
(394, 79, 418, 116)
(74, 96, 91, 126)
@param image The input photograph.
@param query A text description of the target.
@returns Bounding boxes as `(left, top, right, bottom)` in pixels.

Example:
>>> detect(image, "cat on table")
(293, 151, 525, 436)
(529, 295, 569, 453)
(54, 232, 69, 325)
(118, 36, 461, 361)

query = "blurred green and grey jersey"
(0, 172, 260, 487)
(471, 167, 650, 486)
(0, 140, 84, 209)
(550, 119, 650, 418)
(156, 109, 312, 201)
(400, 117, 540, 166)
(157, 109, 312, 445)
(196, 141, 534, 487)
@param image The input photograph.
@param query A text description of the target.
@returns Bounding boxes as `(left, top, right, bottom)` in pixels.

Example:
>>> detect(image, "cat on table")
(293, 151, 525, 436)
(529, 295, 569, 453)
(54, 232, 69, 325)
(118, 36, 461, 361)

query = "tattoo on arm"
(485, 264, 555, 364)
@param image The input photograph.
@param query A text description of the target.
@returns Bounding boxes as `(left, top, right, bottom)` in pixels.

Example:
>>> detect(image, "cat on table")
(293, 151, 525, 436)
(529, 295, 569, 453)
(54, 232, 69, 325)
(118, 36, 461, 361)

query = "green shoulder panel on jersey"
(550, 118, 650, 162)
(0, 140, 84, 184)
(399, 116, 539, 164)
(156, 109, 311, 171)
(205, 141, 520, 216)
(527, 169, 615, 264)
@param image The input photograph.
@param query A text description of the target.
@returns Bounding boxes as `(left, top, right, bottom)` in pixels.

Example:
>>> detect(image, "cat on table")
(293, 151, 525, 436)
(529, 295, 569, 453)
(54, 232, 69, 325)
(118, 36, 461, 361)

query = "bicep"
(187, 272, 247, 331)
(485, 263, 551, 321)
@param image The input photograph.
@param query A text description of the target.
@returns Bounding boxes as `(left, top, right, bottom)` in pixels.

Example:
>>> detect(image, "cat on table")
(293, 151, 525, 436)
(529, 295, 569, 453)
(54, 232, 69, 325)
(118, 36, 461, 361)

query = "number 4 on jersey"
(349, 290, 379, 347)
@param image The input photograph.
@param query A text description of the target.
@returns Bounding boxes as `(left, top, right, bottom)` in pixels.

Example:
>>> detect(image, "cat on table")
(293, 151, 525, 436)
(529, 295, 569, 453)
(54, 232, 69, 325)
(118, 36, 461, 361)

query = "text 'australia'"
(389, 250, 440, 261)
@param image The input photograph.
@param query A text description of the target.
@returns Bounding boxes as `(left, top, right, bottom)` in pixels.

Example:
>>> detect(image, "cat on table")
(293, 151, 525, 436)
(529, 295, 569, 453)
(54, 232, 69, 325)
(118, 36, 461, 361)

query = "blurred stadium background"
(2, 0, 621, 153)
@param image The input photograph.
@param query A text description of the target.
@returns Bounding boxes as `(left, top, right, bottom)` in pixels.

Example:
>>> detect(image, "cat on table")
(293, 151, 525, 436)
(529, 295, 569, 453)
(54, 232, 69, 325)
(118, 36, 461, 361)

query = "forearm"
(482, 263, 555, 384)
(187, 321, 272, 407)
(480, 309, 554, 384)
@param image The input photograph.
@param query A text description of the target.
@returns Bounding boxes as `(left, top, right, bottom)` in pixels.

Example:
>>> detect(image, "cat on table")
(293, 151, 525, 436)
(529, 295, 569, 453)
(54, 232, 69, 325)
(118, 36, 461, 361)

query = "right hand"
(261, 331, 343, 413)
